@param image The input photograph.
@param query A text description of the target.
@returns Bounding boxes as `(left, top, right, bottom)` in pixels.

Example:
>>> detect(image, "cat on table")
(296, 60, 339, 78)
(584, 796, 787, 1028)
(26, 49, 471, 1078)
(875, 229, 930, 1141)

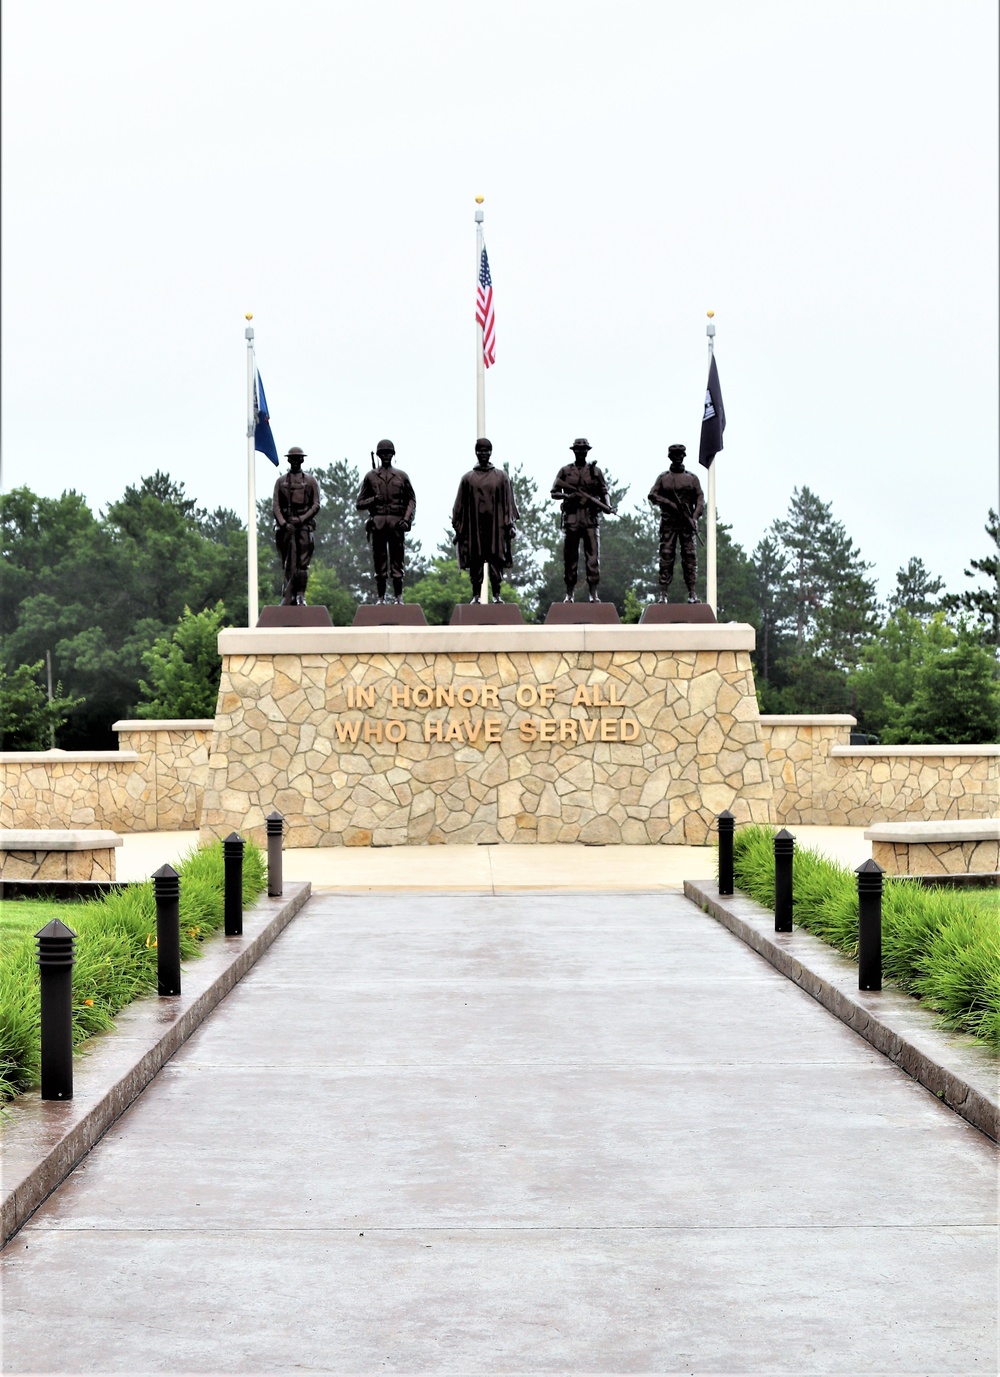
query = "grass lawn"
(0, 899, 86, 958)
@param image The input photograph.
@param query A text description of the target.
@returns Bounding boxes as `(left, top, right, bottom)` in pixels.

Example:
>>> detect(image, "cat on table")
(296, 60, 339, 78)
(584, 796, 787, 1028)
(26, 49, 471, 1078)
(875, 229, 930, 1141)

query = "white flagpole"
(475, 198, 485, 438)
(706, 311, 717, 615)
(245, 319, 259, 628)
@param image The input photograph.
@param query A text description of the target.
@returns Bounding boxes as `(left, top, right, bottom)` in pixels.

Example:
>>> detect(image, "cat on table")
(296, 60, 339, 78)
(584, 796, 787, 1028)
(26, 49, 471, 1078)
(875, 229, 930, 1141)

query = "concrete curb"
(684, 880, 999, 1143)
(0, 881, 311, 1249)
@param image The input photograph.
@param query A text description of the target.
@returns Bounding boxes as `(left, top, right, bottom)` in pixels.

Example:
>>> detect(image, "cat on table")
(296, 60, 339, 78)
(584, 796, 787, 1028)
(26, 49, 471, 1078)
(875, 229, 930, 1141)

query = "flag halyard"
(476, 246, 496, 368)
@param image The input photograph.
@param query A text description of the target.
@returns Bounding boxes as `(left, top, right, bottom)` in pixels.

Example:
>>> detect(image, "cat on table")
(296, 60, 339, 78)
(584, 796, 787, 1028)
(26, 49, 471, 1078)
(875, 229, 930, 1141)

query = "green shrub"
(0, 839, 266, 1101)
(730, 825, 1000, 1049)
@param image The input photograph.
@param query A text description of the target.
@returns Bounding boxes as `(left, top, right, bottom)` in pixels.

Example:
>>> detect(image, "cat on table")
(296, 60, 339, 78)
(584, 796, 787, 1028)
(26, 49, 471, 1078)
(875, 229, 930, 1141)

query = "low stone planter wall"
(0, 752, 151, 832)
(0, 830, 123, 881)
(760, 717, 1000, 824)
(865, 821, 1000, 876)
(113, 719, 214, 829)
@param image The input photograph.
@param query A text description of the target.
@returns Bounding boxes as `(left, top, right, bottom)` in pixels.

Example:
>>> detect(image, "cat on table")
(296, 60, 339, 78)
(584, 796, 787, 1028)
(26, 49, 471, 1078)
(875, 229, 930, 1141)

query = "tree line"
(2, 465, 997, 749)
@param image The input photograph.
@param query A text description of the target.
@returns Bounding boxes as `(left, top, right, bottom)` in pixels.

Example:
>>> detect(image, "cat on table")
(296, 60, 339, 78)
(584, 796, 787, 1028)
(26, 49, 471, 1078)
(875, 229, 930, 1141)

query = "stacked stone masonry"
(0, 754, 151, 832)
(871, 839, 1000, 876)
(760, 717, 999, 825)
(0, 830, 122, 882)
(113, 720, 214, 829)
(199, 632, 774, 847)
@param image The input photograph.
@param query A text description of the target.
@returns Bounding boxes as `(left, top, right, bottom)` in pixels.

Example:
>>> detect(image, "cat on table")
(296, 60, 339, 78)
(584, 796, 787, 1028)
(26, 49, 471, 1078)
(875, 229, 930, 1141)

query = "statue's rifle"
(552, 489, 617, 517)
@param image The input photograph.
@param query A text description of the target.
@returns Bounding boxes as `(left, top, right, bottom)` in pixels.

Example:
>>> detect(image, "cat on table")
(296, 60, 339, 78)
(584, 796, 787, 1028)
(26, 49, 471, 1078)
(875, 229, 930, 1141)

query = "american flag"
(476, 245, 496, 368)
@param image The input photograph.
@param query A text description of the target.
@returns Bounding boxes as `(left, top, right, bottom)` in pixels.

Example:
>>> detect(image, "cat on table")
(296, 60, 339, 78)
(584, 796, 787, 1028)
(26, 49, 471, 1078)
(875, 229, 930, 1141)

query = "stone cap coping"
(0, 830, 124, 850)
(218, 623, 757, 655)
(830, 744, 1000, 758)
(0, 751, 142, 764)
(112, 719, 216, 732)
(864, 820, 1000, 843)
(759, 714, 857, 726)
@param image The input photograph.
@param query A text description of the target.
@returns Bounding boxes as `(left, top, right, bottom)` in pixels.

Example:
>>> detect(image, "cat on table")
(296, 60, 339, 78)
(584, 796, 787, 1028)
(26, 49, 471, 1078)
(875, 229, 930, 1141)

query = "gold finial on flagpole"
(245, 312, 253, 320)
(706, 309, 715, 318)
(475, 195, 484, 204)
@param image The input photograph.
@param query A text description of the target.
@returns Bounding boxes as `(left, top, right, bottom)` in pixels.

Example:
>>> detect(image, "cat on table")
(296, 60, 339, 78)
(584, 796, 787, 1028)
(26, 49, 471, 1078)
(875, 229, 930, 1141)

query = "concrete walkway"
(117, 825, 875, 889)
(2, 889, 995, 1374)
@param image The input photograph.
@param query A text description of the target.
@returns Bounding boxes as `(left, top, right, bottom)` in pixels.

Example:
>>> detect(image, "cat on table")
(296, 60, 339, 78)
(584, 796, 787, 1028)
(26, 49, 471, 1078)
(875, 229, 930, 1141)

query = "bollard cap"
(265, 811, 284, 834)
(717, 809, 735, 826)
(35, 917, 77, 942)
(856, 858, 884, 885)
(224, 831, 245, 847)
(152, 862, 180, 894)
(774, 828, 795, 848)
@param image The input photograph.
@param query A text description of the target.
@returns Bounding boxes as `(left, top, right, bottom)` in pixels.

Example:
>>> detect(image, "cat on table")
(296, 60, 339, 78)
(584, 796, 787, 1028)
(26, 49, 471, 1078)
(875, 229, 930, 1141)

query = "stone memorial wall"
(198, 624, 773, 847)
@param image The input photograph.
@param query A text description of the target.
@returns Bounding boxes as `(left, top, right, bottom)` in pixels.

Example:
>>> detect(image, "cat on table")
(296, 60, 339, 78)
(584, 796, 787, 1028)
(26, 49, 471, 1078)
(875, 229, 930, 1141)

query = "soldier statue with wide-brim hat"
(550, 438, 616, 602)
(648, 443, 704, 603)
(272, 447, 321, 606)
(355, 439, 417, 605)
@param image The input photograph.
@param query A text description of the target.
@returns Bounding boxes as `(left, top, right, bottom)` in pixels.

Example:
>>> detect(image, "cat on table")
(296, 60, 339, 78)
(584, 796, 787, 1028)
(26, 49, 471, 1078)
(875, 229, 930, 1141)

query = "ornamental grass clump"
(0, 839, 266, 1101)
(729, 824, 1000, 1050)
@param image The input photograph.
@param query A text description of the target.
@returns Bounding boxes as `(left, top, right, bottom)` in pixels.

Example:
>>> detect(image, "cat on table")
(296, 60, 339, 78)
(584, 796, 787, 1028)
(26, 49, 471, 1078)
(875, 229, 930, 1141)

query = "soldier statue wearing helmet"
(550, 438, 616, 603)
(273, 447, 321, 606)
(648, 443, 704, 603)
(355, 439, 417, 604)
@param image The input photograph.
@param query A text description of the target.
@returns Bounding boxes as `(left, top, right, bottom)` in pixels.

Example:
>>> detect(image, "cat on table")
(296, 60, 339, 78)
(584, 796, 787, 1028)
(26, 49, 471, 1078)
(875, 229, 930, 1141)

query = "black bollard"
(717, 810, 735, 896)
(266, 811, 284, 898)
(773, 829, 795, 932)
(152, 864, 181, 996)
(224, 832, 245, 936)
(856, 858, 884, 991)
(36, 918, 77, 1101)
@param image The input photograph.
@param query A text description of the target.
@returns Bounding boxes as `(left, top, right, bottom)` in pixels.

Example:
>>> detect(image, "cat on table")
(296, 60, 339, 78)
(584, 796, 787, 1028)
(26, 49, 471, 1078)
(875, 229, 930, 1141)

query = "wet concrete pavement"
(1, 891, 996, 1374)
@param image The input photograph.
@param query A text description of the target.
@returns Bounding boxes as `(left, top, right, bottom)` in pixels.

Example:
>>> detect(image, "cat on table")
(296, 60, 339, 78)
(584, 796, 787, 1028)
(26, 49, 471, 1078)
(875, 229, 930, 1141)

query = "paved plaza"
(1, 886, 996, 1374)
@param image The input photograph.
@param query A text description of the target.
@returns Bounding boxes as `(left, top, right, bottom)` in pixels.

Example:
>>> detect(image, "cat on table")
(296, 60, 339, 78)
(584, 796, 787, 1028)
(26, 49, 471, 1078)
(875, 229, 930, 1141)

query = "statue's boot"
(588, 584, 601, 603)
(657, 590, 669, 604)
(295, 594, 306, 606)
(686, 592, 701, 604)
(376, 577, 387, 606)
(563, 587, 575, 603)
(392, 578, 404, 606)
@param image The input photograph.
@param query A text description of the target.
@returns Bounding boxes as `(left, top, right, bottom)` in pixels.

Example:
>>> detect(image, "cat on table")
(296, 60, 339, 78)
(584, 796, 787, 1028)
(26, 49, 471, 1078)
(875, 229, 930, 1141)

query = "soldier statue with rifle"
(550, 438, 616, 603)
(273, 447, 321, 606)
(355, 439, 417, 605)
(647, 443, 704, 603)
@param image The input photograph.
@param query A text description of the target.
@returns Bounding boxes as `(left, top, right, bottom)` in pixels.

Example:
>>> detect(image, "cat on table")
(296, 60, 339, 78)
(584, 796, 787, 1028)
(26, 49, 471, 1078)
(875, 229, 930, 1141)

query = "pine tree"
(888, 557, 945, 618)
(943, 508, 999, 646)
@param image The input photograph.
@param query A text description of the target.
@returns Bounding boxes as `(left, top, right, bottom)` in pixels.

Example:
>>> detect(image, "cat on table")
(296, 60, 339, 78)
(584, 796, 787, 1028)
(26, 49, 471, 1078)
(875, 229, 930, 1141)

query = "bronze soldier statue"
(273, 447, 321, 606)
(550, 437, 615, 602)
(648, 443, 704, 603)
(451, 438, 519, 603)
(355, 439, 416, 605)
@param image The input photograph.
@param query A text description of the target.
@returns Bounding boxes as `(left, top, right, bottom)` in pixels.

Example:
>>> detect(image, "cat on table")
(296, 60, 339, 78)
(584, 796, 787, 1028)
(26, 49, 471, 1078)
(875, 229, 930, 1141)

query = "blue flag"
(698, 354, 726, 469)
(254, 370, 280, 466)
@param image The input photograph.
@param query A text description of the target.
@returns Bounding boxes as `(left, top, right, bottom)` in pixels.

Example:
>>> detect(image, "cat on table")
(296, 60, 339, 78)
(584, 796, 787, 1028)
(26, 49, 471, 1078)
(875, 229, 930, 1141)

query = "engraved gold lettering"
(580, 719, 599, 742)
(356, 685, 376, 709)
(516, 685, 538, 707)
(346, 685, 354, 708)
(609, 682, 622, 705)
(363, 720, 383, 743)
(457, 685, 478, 707)
(390, 684, 411, 708)
(424, 720, 444, 741)
(539, 719, 558, 741)
(484, 717, 502, 742)
(559, 718, 578, 742)
(385, 720, 406, 743)
(519, 719, 538, 741)
(335, 720, 362, 743)
(413, 685, 433, 708)
(620, 719, 639, 741)
(539, 683, 557, 707)
(572, 684, 591, 707)
(482, 685, 499, 707)
(464, 720, 483, 742)
(444, 720, 464, 742)
(600, 718, 616, 741)
(435, 685, 455, 707)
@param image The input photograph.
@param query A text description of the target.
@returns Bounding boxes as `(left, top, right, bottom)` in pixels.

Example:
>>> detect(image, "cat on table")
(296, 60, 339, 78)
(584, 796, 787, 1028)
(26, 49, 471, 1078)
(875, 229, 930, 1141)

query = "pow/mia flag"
(698, 354, 726, 469)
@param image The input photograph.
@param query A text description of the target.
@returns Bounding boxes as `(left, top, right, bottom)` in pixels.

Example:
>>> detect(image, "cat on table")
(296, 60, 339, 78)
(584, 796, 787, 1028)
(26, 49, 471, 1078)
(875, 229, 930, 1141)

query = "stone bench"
(863, 820, 1000, 878)
(0, 830, 123, 882)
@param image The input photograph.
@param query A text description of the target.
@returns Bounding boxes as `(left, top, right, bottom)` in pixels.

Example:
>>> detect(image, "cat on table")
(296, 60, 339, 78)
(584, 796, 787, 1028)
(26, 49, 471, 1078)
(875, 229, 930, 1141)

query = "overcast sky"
(2, 0, 997, 605)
